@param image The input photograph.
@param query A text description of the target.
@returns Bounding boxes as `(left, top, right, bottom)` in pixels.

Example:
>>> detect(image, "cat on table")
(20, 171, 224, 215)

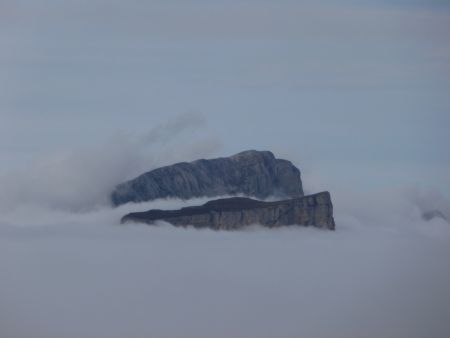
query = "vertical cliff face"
(111, 150, 304, 206)
(121, 192, 335, 230)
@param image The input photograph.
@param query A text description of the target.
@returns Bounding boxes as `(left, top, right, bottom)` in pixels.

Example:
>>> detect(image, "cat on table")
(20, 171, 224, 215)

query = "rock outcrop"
(422, 210, 448, 223)
(112, 150, 303, 206)
(121, 192, 335, 230)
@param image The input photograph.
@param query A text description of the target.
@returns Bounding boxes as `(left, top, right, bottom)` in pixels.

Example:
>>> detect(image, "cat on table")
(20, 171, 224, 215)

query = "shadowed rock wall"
(112, 150, 303, 206)
(121, 192, 335, 230)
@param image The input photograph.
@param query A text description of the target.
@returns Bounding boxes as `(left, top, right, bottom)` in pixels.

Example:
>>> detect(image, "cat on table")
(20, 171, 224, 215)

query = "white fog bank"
(0, 191, 449, 338)
(0, 120, 449, 338)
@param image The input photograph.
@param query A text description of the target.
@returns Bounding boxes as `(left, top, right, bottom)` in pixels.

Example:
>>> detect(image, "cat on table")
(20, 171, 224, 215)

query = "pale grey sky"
(1, 3, 450, 338)
(1, 0, 449, 195)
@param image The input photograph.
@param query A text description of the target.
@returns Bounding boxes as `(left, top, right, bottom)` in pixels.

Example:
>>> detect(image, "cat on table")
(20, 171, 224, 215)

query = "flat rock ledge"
(121, 191, 335, 230)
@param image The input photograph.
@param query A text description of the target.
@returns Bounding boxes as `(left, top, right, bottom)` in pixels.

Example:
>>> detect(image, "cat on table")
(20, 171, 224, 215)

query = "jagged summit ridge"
(112, 150, 303, 206)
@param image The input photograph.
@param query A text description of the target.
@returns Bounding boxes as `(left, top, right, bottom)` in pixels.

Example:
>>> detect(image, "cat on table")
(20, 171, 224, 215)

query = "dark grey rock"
(422, 210, 448, 222)
(112, 150, 303, 206)
(121, 191, 335, 230)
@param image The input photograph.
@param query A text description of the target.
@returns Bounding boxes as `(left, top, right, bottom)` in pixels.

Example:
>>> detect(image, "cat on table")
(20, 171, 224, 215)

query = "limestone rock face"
(121, 192, 335, 230)
(112, 150, 303, 206)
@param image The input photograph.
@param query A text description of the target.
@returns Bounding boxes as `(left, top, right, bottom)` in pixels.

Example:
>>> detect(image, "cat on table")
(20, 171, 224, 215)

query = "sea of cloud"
(0, 118, 449, 338)
(1, 195, 449, 338)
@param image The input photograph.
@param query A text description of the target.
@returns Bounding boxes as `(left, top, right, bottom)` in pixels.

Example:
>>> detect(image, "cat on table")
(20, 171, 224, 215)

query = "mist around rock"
(1, 192, 449, 338)
(0, 128, 449, 338)
(0, 113, 449, 338)
(1, 0, 449, 335)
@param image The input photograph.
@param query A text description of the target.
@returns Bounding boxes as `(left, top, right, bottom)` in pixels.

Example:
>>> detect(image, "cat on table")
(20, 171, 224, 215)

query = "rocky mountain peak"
(111, 150, 303, 206)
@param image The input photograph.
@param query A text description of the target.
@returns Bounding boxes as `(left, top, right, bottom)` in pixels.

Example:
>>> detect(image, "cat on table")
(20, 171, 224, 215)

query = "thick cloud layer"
(0, 116, 449, 338)
(0, 157, 449, 338)
(1, 0, 449, 336)
(1, 119, 449, 338)
(1, 203, 449, 338)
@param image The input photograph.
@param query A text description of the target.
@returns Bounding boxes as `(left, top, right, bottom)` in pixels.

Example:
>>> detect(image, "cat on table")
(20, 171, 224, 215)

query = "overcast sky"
(1, 0, 449, 195)
(1, 3, 450, 338)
